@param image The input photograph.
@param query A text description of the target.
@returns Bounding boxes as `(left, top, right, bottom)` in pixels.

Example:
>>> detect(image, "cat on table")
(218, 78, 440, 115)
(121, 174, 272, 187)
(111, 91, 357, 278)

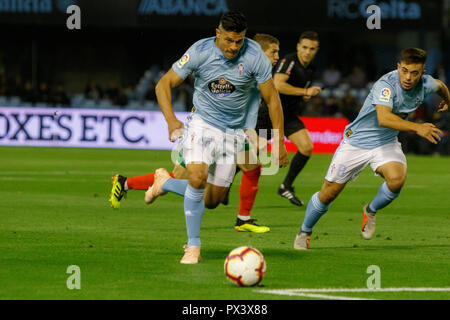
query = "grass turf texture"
(1, 146, 449, 300)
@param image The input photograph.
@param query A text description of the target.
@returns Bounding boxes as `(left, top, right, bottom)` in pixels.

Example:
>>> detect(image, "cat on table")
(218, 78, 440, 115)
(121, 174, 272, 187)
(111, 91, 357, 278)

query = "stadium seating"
(1, 86, 373, 110)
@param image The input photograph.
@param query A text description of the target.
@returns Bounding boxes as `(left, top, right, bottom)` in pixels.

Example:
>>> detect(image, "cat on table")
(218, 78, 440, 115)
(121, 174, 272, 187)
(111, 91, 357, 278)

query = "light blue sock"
(368, 182, 400, 213)
(162, 178, 189, 196)
(184, 185, 205, 247)
(301, 192, 330, 233)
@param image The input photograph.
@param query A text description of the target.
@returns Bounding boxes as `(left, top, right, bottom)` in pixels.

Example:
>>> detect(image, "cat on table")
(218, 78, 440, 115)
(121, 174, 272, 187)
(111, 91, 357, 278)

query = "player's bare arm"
(376, 105, 443, 144)
(155, 68, 185, 141)
(435, 79, 450, 112)
(273, 73, 321, 97)
(259, 78, 289, 167)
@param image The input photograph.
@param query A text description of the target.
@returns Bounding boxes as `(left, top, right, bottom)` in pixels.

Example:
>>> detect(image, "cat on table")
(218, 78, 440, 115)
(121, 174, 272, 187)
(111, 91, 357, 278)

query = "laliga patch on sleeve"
(379, 88, 391, 102)
(177, 53, 190, 68)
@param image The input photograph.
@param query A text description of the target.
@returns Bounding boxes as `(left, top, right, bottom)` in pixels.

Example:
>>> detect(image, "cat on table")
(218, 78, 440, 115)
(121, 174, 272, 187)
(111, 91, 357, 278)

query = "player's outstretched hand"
(168, 119, 184, 142)
(278, 146, 290, 167)
(437, 101, 449, 113)
(306, 86, 322, 97)
(270, 139, 289, 168)
(416, 123, 443, 144)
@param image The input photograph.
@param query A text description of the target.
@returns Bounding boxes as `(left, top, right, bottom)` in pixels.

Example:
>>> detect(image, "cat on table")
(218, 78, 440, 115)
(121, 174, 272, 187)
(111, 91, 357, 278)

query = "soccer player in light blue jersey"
(146, 11, 289, 264)
(109, 33, 281, 235)
(293, 48, 449, 250)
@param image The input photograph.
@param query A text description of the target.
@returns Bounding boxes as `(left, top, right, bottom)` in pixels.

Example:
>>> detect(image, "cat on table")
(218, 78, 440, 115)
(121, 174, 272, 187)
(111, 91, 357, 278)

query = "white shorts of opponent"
(178, 114, 246, 187)
(325, 140, 407, 184)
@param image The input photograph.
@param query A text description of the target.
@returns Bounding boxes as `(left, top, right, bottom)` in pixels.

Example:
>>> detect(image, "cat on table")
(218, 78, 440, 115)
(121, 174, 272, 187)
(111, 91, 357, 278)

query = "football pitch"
(1, 146, 449, 300)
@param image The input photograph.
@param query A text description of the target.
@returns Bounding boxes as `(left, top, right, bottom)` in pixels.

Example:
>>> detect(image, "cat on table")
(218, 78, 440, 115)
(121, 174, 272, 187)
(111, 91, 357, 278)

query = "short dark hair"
(253, 33, 279, 51)
(299, 31, 319, 43)
(400, 48, 427, 65)
(219, 11, 247, 33)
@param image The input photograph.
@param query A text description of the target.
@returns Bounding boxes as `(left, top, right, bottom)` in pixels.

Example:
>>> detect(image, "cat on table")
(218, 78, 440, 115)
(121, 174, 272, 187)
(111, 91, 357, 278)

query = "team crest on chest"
(238, 63, 245, 76)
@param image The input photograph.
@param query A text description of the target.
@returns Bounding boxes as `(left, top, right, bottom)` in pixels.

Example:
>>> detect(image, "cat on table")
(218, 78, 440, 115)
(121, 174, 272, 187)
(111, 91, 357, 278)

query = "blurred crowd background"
(0, 0, 448, 154)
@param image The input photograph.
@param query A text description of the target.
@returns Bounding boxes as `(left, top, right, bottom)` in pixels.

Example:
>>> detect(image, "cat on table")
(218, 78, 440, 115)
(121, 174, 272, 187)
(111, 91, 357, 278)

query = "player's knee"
(188, 173, 207, 190)
(318, 189, 336, 204)
(318, 182, 343, 204)
(301, 142, 314, 157)
(172, 165, 187, 179)
(386, 176, 406, 194)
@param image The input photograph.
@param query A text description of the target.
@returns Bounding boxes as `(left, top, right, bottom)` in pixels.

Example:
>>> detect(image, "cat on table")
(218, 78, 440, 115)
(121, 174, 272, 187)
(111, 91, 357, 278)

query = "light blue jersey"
(344, 70, 439, 149)
(172, 37, 272, 131)
(243, 83, 261, 130)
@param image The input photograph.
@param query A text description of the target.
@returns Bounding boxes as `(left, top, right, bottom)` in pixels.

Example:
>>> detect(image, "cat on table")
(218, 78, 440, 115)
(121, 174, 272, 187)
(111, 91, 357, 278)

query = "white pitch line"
(256, 290, 374, 300)
(255, 287, 450, 300)
(279, 287, 450, 293)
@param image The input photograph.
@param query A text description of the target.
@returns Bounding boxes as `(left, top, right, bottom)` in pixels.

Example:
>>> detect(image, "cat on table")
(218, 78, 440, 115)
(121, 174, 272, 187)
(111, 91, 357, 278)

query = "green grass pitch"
(1, 146, 449, 300)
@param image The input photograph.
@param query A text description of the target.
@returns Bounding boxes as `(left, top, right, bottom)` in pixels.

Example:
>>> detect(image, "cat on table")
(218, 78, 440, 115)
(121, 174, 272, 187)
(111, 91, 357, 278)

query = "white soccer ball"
(224, 246, 266, 287)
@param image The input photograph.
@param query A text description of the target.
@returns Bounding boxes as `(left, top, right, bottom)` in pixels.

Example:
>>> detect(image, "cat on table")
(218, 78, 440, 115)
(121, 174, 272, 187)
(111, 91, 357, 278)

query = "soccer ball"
(224, 246, 266, 287)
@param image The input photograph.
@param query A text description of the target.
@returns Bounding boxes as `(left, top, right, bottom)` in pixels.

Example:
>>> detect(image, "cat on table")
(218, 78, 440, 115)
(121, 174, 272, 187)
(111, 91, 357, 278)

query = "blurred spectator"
(432, 110, 449, 155)
(84, 80, 103, 101)
(105, 79, 120, 102)
(0, 51, 5, 77)
(346, 66, 367, 88)
(397, 103, 449, 155)
(37, 82, 51, 103)
(0, 75, 6, 96)
(433, 64, 447, 83)
(51, 83, 70, 106)
(176, 82, 194, 111)
(9, 75, 24, 97)
(114, 86, 129, 107)
(145, 81, 157, 101)
(124, 84, 136, 100)
(322, 64, 342, 88)
(303, 95, 323, 117)
(337, 90, 359, 121)
(22, 81, 37, 104)
(322, 95, 339, 116)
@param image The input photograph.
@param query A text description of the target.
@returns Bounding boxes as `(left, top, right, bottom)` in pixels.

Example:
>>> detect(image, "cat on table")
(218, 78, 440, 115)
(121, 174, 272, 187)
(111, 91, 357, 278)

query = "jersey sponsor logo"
(379, 88, 391, 102)
(208, 77, 236, 97)
(177, 53, 190, 68)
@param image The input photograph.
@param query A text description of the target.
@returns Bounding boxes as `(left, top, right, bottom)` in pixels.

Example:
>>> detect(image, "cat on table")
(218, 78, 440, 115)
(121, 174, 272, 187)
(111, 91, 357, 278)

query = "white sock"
(238, 215, 250, 221)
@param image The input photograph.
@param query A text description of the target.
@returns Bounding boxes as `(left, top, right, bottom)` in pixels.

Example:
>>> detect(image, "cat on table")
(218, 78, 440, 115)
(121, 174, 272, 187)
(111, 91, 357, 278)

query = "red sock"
(127, 172, 175, 190)
(238, 166, 262, 216)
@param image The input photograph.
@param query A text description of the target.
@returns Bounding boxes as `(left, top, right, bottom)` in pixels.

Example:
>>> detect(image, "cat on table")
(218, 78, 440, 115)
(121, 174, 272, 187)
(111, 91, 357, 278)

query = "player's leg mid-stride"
(361, 204, 376, 240)
(293, 142, 407, 250)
